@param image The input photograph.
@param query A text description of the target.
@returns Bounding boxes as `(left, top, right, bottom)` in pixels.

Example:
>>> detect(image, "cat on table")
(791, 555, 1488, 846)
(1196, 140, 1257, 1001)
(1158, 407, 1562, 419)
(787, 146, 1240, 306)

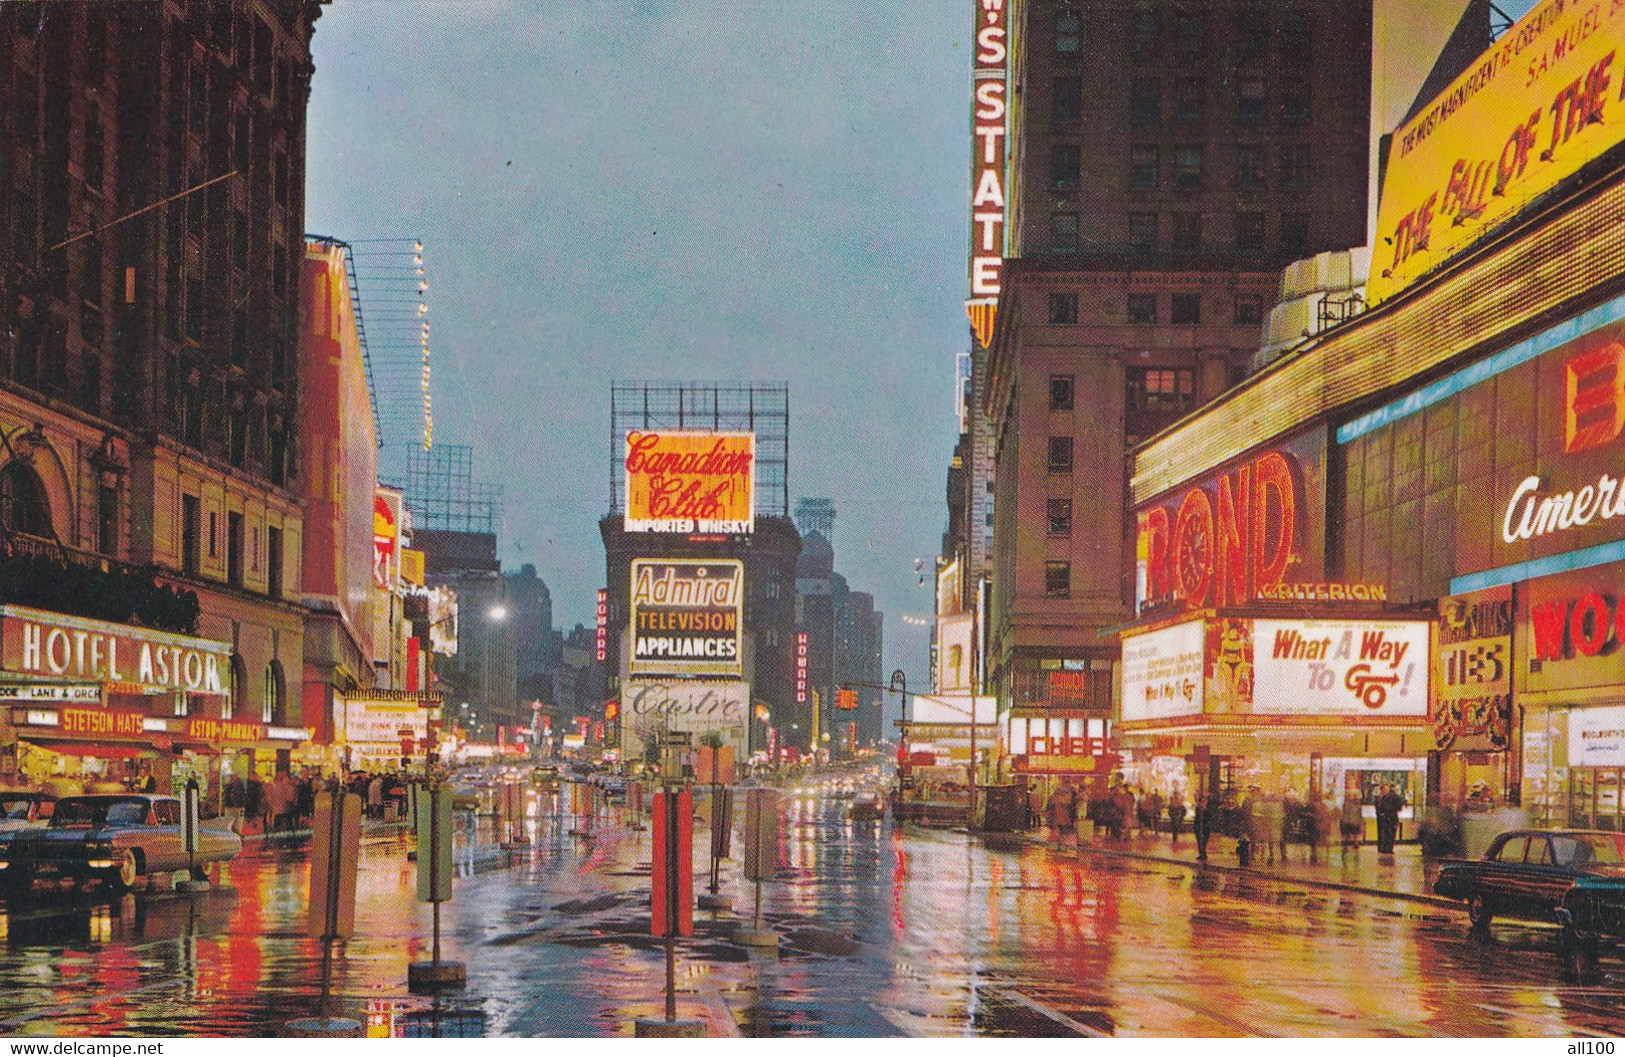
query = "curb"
(1011, 832, 1461, 911)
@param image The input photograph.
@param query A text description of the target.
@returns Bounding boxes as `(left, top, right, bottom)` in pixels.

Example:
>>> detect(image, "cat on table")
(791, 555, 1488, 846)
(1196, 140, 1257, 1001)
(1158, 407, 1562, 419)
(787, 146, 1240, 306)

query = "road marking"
(984, 986, 1110, 1037)
(699, 985, 742, 1038)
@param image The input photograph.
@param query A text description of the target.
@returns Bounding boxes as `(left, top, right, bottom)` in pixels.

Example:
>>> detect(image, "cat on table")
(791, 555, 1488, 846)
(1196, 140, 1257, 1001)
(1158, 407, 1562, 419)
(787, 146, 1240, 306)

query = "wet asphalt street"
(2, 776, 1624, 1038)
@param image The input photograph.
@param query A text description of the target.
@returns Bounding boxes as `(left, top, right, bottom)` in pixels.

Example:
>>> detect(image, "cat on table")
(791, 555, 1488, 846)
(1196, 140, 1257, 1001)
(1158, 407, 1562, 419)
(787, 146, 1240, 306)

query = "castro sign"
(619, 681, 749, 760)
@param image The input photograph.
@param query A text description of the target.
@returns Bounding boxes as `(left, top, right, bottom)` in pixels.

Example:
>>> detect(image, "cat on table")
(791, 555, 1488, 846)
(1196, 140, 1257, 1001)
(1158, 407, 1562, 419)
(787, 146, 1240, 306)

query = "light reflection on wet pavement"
(2, 783, 1624, 1037)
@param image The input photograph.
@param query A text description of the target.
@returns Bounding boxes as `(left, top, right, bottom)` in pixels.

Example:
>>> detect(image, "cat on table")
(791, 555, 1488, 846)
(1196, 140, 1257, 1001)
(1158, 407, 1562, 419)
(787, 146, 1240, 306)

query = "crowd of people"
(1026, 778, 1412, 864)
(218, 768, 411, 834)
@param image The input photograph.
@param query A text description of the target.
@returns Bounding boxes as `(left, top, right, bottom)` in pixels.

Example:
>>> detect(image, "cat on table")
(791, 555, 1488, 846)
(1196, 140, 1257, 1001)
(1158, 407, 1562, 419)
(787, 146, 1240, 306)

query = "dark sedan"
(0, 793, 240, 897)
(1434, 828, 1625, 971)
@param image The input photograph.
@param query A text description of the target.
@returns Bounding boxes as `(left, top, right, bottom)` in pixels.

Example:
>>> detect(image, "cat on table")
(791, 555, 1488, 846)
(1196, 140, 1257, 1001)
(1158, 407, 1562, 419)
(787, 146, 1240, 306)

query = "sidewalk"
(1018, 825, 1459, 909)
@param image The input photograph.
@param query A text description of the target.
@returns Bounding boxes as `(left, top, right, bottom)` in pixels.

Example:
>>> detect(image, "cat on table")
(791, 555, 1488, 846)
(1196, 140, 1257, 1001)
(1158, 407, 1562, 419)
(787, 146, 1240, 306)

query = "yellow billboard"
(1369, 0, 1625, 306)
(624, 430, 754, 533)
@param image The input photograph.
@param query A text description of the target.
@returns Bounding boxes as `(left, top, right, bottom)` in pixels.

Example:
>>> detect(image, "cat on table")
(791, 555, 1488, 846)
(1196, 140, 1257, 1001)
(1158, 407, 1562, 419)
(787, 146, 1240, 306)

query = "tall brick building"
(0, 2, 323, 790)
(979, 0, 1373, 769)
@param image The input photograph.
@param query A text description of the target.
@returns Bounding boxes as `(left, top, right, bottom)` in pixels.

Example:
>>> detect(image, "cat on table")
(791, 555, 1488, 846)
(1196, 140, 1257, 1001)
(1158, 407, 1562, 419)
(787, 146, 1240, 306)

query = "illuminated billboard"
(1120, 619, 1205, 724)
(623, 431, 755, 533)
(1251, 618, 1429, 718)
(965, 0, 1008, 349)
(1134, 427, 1328, 615)
(619, 680, 750, 761)
(1369, 0, 1625, 305)
(629, 559, 744, 678)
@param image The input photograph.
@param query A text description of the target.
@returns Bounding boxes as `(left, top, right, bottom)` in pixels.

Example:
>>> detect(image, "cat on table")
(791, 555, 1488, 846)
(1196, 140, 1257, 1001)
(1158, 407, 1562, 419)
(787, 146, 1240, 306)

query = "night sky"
(306, 1, 972, 694)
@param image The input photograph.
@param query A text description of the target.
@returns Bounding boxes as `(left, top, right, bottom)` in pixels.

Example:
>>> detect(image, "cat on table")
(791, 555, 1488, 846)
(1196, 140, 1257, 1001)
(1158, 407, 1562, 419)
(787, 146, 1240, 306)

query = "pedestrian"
(1147, 789, 1164, 836)
(1375, 783, 1405, 855)
(1340, 792, 1364, 857)
(1027, 782, 1045, 832)
(367, 773, 384, 820)
(1193, 794, 1212, 862)
(1256, 792, 1284, 865)
(244, 773, 265, 834)
(1168, 790, 1187, 843)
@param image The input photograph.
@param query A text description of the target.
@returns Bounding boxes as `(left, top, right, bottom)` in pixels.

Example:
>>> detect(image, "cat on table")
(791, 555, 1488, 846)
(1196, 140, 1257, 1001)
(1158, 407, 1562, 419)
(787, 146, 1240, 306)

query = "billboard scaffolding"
(609, 382, 788, 520)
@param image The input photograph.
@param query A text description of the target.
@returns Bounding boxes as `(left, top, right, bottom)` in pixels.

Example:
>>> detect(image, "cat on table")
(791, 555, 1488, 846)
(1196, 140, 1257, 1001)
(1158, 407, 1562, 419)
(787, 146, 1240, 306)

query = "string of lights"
(344, 237, 436, 481)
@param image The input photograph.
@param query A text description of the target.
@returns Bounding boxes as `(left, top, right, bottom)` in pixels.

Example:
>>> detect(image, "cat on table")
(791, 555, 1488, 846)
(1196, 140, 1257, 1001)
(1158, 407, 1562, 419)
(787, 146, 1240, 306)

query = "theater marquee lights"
(965, 0, 1008, 349)
(1370, 0, 1625, 305)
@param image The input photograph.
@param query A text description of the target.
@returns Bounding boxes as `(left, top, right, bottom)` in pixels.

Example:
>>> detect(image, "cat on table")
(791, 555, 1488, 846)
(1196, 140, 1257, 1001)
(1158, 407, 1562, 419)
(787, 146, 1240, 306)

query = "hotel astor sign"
(0, 605, 230, 696)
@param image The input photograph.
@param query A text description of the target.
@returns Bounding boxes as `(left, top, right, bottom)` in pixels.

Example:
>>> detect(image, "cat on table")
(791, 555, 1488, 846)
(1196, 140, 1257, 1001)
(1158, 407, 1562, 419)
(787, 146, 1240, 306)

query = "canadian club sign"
(623, 431, 755, 534)
(629, 560, 744, 678)
(965, 0, 1007, 349)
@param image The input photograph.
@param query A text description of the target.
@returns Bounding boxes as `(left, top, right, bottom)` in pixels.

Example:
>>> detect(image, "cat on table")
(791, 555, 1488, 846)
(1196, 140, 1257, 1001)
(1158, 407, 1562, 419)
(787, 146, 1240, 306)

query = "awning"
(18, 739, 147, 759)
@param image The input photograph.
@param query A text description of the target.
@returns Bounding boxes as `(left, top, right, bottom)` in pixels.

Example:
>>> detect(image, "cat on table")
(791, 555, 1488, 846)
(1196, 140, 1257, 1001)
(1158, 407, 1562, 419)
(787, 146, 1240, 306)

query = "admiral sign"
(629, 560, 743, 678)
(1370, 0, 1625, 306)
(624, 431, 755, 534)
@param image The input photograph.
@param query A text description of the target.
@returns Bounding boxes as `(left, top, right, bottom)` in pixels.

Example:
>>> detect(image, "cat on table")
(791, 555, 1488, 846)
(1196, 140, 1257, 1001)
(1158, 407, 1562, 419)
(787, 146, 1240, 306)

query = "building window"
(1173, 147, 1202, 190)
(1055, 11, 1081, 53)
(1047, 435, 1074, 474)
(1235, 294, 1264, 325)
(1049, 374, 1074, 411)
(1128, 212, 1158, 248)
(1130, 78, 1161, 126)
(1237, 78, 1266, 122)
(1172, 8, 1205, 56)
(1126, 367, 1197, 438)
(1281, 212, 1311, 254)
(1235, 145, 1265, 189)
(1279, 80, 1309, 124)
(1172, 212, 1202, 248)
(262, 660, 285, 725)
(1279, 144, 1310, 188)
(227, 510, 244, 587)
(1171, 293, 1202, 324)
(1047, 498, 1073, 537)
(1045, 561, 1072, 599)
(1236, 211, 1266, 250)
(267, 525, 283, 600)
(1051, 212, 1078, 250)
(182, 494, 201, 575)
(227, 655, 248, 721)
(1174, 78, 1204, 122)
(1048, 292, 1078, 325)
(1129, 146, 1159, 190)
(1127, 292, 1158, 323)
(1052, 76, 1082, 126)
(1050, 143, 1081, 191)
(98, 482, 117, 555)
(0, 462, 52, 537)
(1129, 0, 1159, 57)
(83, 105, 105, 193)
(1234, 5, 1268, 61)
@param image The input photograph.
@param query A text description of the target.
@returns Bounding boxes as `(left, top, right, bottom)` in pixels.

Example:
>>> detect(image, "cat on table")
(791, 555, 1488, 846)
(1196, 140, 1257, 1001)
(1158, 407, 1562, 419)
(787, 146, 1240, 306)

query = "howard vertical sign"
(966, 0, 1007, 349)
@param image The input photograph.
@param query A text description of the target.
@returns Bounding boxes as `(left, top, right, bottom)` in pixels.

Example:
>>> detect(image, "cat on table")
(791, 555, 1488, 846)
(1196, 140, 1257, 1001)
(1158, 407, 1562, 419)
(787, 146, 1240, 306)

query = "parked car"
(0, 794, 241, 897)
(1434, 828, 1625, 973)
(0, 791, 55, 833)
